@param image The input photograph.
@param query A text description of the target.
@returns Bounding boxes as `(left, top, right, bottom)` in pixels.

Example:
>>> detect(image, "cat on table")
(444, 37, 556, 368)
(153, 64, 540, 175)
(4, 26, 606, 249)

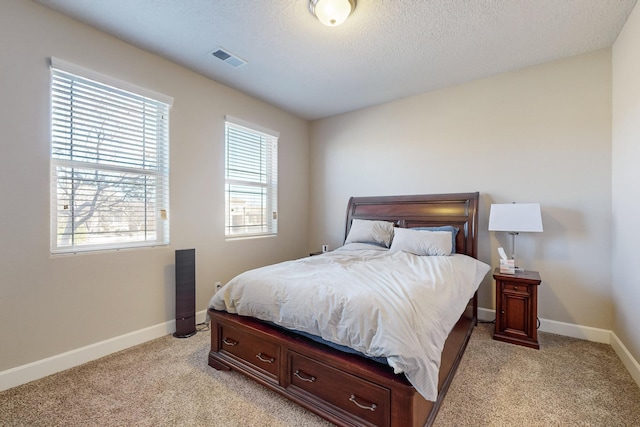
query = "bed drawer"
(219, 324, 280, 380)
(288, 352, 390, 427)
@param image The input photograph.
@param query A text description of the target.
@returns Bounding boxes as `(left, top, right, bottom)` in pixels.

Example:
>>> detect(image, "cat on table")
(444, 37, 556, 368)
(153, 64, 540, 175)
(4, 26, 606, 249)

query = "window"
(50, 58, 173, 253)
(225, 116, 278, 238)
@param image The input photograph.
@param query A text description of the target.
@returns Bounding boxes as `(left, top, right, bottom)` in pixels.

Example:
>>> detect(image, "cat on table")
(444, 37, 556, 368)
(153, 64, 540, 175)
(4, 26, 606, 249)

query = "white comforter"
(209, 246, 490, 401)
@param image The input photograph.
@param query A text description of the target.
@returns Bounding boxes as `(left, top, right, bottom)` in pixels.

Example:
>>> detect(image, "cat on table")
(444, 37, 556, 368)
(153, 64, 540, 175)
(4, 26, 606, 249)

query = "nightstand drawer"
(502, 283, 530, 293)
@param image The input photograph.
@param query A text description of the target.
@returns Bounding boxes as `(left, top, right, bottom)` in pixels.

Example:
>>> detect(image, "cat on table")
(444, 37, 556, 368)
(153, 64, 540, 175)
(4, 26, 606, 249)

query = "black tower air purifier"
(174, 248, 196, 338)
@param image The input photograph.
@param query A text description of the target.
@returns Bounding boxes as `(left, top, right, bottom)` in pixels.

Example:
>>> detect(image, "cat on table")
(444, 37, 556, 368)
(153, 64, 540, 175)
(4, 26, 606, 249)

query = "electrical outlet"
(215, 281, 222, 292)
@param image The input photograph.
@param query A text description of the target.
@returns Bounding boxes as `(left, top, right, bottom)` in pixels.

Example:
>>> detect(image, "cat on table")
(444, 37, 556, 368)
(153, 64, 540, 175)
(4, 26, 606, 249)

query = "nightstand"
(493, 268, 541, 349)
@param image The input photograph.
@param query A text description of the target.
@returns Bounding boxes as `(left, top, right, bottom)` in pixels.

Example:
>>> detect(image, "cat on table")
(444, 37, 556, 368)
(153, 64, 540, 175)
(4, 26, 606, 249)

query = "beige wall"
(2, 0, 635, 379)
(0, 1, 309, 371)
(310, 50, 613, 329)
(612, 3, 640, 363)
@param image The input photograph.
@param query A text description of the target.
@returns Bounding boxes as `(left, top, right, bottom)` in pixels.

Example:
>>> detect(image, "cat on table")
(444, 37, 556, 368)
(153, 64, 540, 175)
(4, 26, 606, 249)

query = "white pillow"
(390, 227, 453, 256)
(335, 243, 389, 252)
(345, 219, 395, 248)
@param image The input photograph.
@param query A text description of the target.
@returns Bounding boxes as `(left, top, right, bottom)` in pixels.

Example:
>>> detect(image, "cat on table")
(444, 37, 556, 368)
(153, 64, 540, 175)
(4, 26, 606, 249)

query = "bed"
(207, 192, 487, 427)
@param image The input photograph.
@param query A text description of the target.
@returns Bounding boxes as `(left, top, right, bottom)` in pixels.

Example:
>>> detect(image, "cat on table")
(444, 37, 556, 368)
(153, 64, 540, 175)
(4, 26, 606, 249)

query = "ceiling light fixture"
(309, 0, 356, 27)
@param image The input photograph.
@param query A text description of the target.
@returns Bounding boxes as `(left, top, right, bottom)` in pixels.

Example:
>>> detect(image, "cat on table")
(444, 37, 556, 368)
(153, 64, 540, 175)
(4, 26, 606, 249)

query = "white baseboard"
(477, 307, 640, 389)
(611, 332, 640, 389)
(478, 308, 610, 342)
(3, 309, 639, 394)
(538, 317, 612, 343)
(0, 310, 207, 392)
(478, 307, 496, 323)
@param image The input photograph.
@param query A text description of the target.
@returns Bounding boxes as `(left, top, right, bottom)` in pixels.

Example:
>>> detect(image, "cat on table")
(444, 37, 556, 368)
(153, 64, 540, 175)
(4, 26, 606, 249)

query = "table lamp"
(488, 202, 543, 271)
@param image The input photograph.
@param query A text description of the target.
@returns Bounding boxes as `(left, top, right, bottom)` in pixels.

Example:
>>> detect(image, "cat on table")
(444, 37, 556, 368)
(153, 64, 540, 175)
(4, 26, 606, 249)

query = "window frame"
(49, 58, 173, 254)
(224, 115, 278, 239)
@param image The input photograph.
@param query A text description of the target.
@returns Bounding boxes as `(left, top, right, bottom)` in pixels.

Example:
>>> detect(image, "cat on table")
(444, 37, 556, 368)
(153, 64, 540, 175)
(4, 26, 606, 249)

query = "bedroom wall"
(309, 49, 613, 331)
(612, 3, 640, 367)
(0, 1, 309, 373)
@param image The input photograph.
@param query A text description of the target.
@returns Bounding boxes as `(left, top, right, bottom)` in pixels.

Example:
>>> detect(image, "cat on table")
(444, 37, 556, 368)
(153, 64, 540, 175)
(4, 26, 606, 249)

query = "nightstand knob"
(514, 286, 518, 290)
(501, 310, 505, 314)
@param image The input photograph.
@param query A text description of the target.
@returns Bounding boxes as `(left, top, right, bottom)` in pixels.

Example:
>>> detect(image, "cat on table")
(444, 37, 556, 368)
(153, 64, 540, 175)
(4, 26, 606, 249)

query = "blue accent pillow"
(412, 226, 459, 253)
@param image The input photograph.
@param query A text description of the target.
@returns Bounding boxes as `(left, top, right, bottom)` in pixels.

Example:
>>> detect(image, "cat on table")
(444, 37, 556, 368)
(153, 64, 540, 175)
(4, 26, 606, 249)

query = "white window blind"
(225, 116, 278, 238)
(50, 58, 172, 253)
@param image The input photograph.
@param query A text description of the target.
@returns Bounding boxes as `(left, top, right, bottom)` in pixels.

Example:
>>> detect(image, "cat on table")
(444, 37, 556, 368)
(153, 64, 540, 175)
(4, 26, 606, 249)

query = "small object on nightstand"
(493, 268, 541, 349)
(499, 259, 515, 274)
(497, 247, 515, 274)
(310, 245, 330, 256)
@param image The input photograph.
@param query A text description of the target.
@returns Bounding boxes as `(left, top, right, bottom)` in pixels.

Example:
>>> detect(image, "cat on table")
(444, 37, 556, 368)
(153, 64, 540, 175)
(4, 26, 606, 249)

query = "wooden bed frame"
(208, 192, 480, 427)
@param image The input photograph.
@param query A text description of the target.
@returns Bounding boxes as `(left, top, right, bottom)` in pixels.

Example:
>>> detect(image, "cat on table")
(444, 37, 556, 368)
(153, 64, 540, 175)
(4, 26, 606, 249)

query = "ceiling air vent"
(210, 47, 247, 68)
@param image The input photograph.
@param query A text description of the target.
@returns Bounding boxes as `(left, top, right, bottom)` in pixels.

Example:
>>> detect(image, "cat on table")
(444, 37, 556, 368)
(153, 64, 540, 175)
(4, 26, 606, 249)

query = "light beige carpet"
(1, 323, 638, 426)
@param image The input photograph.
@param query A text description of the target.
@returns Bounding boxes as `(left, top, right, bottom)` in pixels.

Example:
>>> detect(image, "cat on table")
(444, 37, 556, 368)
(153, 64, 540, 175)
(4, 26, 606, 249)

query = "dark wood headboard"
(344, 192, 480, 258)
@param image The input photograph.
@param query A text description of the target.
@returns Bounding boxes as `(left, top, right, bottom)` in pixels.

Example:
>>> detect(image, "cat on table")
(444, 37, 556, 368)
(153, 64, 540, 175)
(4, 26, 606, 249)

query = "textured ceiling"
(36, 0, 637, 120)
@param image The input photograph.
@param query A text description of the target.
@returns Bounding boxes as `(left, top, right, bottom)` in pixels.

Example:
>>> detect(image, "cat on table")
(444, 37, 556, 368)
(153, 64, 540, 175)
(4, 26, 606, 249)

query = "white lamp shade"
(488, 203, 543, 233)
(311, 0, 354, 26)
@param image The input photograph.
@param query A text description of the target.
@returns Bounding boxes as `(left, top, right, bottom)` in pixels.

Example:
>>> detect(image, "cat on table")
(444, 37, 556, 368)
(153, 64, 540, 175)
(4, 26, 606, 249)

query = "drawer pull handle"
(514, 286, 518, 290)
(222, 338, 238, 346)
(349, 394, 377, 411)
(256, 353, 275, 363)
(294, 370, 316, 383)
